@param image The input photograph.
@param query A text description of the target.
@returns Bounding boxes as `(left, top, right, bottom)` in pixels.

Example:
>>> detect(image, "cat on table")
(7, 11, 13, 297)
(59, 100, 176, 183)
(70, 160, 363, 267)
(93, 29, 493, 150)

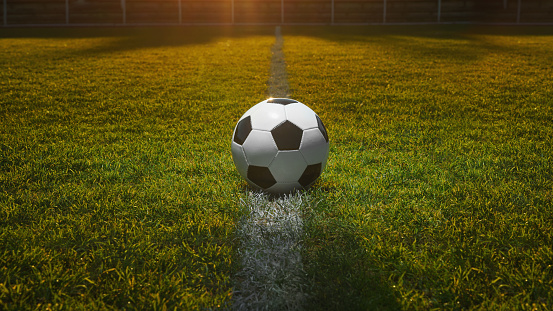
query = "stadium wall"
(1, 0, 552, 26)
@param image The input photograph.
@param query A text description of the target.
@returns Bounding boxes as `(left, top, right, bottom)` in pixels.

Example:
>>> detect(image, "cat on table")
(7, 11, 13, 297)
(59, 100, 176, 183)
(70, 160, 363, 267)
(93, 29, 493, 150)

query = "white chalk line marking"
(233, 193, 308, 310)
(232, 26, 308, 311)
(267, 26, 291, 98)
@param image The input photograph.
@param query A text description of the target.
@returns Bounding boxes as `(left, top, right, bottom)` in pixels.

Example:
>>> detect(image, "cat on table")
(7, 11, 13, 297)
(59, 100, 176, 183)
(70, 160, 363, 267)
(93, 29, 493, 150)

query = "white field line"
(232, 26, 308, 310)
(233, 193, 308, 310)
(267, 26, 290, 98)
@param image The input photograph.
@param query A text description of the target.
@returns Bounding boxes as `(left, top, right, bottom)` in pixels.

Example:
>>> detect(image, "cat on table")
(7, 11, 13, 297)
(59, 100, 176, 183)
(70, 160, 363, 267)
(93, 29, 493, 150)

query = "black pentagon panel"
(271, 121, 303, 150)
(298, 163, 322, 188)
(247, 165, 277, 189)
(267, 98, 298, 105)
(233, 116, 252, 145)
(316, 115, 329, 143)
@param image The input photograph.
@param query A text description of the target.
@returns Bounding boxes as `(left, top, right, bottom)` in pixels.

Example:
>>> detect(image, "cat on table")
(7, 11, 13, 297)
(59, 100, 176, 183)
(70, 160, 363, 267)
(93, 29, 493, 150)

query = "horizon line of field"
(4, 22, 553, 28)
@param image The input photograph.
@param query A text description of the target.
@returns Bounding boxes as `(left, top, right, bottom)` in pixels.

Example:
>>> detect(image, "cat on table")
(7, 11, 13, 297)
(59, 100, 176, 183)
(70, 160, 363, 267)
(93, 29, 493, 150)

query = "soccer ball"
(231, 98, 329, 194)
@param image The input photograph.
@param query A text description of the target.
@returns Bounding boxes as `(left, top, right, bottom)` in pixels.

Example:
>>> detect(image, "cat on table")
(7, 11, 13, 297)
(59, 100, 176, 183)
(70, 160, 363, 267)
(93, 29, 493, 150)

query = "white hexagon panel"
(266, 182, 303, 194)
(285, 102, 319, 130)
(231, 98, 330, 194)
(250, 102, 286, 131)
(231, 142, 249, 178)
(242, 130, 278, 167)
(300, 128, 330, 166)
(269, 151, 308, 183)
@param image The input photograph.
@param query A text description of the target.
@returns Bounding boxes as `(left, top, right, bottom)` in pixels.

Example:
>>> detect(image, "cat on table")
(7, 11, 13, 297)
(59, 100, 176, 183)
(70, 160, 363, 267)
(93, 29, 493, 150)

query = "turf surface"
(0, 26, 275, 310)
(283, 25, 553, 310)
(1, 25, 552, 310)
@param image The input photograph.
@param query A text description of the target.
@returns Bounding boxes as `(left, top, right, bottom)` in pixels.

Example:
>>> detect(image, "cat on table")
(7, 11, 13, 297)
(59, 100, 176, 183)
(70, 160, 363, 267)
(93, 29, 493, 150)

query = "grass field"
(284, 26, 553, 309)
(0, 26, 275, 309)
(1, 25, 553, 310)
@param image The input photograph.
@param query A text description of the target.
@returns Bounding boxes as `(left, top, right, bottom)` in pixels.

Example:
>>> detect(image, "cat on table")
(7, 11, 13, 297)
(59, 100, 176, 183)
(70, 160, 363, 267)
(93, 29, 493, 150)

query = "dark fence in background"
(1, 0, 552, 26)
